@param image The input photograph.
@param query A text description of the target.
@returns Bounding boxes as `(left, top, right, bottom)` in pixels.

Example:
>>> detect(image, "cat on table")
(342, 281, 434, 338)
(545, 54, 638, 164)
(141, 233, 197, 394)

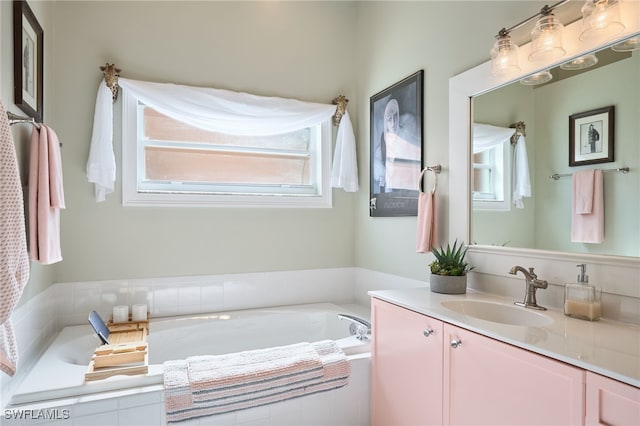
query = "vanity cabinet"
(371, 298, 443, 426)
(372, 298, 585, 425)
(585, 371, 640, 426)
(444, 323, 584, 425)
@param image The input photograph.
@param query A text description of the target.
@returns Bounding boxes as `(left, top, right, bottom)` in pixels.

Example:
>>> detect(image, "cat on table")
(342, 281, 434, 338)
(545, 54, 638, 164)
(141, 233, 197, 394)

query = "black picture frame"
(369, 70, 424, 217)
(13, 0, 44, 122)
(569, 105, 614, 167)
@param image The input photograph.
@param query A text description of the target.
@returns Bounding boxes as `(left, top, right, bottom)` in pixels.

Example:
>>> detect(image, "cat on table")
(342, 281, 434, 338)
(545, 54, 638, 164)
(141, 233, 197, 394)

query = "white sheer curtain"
(87, 78, 358, 201)
(472, 122, 530, 209)
(472, 122, 515, 153)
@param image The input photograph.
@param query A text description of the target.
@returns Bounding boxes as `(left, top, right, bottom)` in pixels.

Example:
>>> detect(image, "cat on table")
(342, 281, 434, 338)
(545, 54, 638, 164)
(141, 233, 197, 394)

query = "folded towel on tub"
(163, 359, 193, 414)
(163, 340, 350, 424)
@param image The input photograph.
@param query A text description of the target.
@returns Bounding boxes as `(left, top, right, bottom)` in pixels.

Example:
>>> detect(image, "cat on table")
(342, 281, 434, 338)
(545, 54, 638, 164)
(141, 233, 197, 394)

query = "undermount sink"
(441, 300, 553, 327)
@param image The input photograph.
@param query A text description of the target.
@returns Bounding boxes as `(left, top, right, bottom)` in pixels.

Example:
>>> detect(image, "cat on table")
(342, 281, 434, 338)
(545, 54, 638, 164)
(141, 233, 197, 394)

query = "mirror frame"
(449, 3, 640, 298)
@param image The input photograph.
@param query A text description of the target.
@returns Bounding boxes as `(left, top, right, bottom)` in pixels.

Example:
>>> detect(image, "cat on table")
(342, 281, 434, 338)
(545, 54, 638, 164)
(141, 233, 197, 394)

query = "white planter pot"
(429, 274, 467, 294)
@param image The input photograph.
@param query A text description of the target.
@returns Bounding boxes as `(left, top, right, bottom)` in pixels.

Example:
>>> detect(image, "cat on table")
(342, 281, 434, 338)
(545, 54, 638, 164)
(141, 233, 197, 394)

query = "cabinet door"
(586, 371, 640, 426)
(444, 323, 584, 425)
(371, 298, 443, 426)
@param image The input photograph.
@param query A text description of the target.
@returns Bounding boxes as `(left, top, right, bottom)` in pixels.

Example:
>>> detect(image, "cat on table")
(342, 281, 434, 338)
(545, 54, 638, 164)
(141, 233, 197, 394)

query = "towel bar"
(549, 167, 629, 180)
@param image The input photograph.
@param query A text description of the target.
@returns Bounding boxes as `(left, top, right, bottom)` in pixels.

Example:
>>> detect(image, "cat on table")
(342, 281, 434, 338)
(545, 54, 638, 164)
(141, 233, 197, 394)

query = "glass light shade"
(490, 34, 520, 77)
(580, 0, 625, 42)
(611, 35, 640, 52)
(529, 14, 566, 62)
(560, 54, 599, 70)
(520, 70, 553, 86)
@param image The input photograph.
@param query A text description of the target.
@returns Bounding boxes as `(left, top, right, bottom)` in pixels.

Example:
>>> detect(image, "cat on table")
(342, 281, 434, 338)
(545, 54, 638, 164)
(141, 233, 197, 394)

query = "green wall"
(2, 1, 550, 301)
(534, 52, 640, 257)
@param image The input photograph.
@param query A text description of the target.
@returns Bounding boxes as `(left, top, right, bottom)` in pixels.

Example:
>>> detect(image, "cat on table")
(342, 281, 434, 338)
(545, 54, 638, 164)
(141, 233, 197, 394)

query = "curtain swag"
(472, 122, 515, 154)
(87, 78, 358, 202)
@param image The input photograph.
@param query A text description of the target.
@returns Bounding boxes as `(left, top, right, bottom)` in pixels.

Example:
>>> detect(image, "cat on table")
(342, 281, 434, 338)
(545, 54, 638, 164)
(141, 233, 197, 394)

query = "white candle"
(132, 304, 148, 322)
(113, 305, 129, 323)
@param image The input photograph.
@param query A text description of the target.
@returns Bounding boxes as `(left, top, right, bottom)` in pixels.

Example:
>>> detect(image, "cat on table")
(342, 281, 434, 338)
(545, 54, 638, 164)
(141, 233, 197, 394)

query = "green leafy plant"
(429, 240, 473, 276)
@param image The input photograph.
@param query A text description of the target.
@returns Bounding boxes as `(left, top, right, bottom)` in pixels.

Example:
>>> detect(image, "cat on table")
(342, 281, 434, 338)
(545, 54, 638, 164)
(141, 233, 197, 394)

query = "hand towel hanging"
(416, 167, 438, 253)
(571, 169, 603, 243)
(28, 124, 65, 264)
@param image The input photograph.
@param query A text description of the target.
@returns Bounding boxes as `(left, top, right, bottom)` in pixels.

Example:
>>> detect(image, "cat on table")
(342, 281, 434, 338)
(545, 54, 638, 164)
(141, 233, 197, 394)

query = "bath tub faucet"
(337, 314, 371, 340)
(509, 266, 548, 311)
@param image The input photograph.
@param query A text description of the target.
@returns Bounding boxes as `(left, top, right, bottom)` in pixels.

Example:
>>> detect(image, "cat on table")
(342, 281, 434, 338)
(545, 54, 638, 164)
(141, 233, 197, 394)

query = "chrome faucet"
(509, 266, 548, 311)
(337, 314, 371, 340)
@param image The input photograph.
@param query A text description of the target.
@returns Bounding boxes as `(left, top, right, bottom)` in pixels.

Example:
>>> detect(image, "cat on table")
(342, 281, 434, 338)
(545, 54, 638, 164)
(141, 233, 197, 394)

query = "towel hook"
(418, 164, 441, 194)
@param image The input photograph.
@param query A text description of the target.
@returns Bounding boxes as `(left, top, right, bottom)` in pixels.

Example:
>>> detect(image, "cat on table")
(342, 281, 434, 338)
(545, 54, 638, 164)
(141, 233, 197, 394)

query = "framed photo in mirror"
(569, 106, 614, 167)
(13, 0, 44, 122)
(369, 70, 424, 217)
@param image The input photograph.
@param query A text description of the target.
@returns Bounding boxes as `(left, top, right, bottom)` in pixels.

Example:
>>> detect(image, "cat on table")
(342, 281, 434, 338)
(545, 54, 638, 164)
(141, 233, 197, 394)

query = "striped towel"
(163, 340, 350, 424)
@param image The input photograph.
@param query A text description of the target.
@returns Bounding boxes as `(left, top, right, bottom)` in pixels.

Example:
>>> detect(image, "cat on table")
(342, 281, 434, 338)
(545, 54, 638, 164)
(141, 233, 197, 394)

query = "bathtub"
(9, 303, 370, 407)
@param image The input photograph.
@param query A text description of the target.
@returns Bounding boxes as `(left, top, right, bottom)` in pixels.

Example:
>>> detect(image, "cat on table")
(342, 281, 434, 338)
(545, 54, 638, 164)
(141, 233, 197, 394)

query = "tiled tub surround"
(11, 303, 370, 405)
(1, 268, 388, 425)
(5, 303, 371, 426)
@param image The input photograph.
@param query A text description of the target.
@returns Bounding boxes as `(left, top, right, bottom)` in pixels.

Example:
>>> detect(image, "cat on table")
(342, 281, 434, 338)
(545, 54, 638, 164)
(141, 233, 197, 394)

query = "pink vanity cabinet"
(371, 298, 585, 425)
(371, 298, 444, 426)
(586, 371, 640, 426)
(444, 323, 584, 425)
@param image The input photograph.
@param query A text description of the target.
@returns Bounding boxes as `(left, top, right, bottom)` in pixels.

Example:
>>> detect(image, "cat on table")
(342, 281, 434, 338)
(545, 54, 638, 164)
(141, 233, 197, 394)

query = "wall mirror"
(449, 3, 639, 298)
(472, 42, 638, 257)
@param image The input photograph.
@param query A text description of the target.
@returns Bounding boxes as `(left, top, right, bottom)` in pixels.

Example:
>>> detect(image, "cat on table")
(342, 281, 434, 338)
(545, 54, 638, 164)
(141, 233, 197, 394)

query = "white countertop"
(369, 287, 640, 388)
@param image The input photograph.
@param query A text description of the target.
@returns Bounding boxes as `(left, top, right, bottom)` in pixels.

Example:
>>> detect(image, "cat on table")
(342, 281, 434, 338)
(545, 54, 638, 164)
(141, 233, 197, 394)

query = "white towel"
(512, 136, 531, 209)
(86, 80, 115, 202)
(0, 103, 30, 376)
(331, 111, 359, 192)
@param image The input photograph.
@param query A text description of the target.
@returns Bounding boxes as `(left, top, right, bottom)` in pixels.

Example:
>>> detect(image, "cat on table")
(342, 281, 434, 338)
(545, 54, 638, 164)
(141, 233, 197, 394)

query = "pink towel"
(28, 125, 65, 264)
(416, 191, 437, 253)
(571, 170, 603, 243)
(0, 103, 30, 376)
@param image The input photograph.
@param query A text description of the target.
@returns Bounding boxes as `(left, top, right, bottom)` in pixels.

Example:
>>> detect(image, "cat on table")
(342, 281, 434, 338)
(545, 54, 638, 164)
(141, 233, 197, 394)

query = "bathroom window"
(122, 93, 332, 207)
(472, 141, 511, 211)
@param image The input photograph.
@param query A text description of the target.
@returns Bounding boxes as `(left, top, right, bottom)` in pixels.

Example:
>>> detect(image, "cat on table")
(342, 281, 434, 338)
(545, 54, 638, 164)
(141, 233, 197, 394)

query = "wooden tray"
(85, 316, 150, 381)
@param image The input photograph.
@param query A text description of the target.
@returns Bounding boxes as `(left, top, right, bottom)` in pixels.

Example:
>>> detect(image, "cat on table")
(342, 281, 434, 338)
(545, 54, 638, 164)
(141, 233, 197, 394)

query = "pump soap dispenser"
(564, 264, 601, 321)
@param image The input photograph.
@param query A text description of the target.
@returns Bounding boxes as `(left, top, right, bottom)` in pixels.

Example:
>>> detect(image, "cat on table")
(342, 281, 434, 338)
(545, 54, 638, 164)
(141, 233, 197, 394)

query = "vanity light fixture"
(520, 70, 553, 85)
(529, 5, 566, 62)
(490, 1, 570, 77)
(579, 0, 625, 42)
(560, 53, 599, 70)
(490, 29, 521, 77)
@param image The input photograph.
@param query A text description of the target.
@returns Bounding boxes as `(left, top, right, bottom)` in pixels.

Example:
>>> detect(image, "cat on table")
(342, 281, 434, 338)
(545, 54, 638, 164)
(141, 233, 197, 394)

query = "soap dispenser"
(564, 264, 602, 321)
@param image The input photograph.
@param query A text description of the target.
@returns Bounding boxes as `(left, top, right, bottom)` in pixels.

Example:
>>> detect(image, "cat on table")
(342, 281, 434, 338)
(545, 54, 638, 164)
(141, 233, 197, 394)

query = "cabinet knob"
(423, 328, 434, 337)
(450, 338, 463, 349)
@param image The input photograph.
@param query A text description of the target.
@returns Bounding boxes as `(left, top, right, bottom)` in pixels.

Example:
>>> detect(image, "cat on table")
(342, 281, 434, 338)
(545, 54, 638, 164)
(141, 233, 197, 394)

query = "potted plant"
(429, 240, 473, 294)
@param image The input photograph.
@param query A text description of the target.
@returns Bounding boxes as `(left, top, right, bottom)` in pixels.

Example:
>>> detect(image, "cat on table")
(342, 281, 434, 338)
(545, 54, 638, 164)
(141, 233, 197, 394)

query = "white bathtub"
(9, 303, 370, 407)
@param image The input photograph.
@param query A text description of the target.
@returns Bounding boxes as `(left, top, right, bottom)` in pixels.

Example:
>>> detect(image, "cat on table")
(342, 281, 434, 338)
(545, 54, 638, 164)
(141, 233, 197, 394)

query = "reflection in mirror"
(472, 40, 639, 257)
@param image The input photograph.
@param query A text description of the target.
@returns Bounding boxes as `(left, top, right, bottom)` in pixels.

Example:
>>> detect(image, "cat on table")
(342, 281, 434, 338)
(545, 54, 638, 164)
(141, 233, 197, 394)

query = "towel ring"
(418, 164, 441, 194)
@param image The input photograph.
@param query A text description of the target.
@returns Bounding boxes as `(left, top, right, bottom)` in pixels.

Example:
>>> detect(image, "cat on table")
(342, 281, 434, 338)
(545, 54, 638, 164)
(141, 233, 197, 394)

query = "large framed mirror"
(449, 2, 639, 298)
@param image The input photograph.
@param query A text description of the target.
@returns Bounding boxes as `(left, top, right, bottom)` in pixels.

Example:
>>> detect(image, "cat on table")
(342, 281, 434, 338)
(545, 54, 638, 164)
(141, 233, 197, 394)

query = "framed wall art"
(13, 0, 44, 122)
(369, 70, 424, 217)
(569, 105, 614, 167)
